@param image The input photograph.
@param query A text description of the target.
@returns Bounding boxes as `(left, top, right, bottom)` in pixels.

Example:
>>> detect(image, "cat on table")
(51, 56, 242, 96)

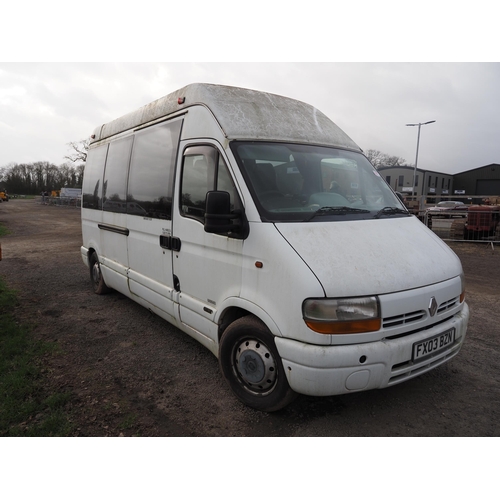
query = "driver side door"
(172, 144, 245, 344)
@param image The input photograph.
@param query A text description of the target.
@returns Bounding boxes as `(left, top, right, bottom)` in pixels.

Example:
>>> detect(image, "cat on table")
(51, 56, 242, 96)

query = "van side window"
(103, 136, 134, 214)
(82, 144, 108, 209)
(128, 119, 182, 219)
(180, 146, 237, 222)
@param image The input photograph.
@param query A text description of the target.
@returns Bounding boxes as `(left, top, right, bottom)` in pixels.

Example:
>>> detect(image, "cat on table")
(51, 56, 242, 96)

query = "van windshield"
(231, 142, 408, 222)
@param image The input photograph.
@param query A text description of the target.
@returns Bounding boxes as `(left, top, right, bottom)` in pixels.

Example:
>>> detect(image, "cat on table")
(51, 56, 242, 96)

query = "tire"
(89, 252, 111, 295)
(219, 316, 296, 412)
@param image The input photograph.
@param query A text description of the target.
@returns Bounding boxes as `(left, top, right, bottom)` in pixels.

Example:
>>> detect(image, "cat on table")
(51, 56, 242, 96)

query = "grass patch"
(0, 276, 73, 436)
(119, 413, 138, 431)
(0, 221, 10, 237)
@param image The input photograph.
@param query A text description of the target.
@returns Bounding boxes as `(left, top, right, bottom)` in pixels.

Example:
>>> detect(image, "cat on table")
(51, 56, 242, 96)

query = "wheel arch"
(217, 313, 297, 411)
(216, 298, 283, 343)
(87, 246, 96, 259)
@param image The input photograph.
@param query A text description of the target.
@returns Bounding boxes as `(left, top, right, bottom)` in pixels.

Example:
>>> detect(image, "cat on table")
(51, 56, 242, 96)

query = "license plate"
(412, 328, 456, 361)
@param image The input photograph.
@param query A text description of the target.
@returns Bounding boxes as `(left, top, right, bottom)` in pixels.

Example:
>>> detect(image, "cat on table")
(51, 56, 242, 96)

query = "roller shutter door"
(476, 179, 500, 195)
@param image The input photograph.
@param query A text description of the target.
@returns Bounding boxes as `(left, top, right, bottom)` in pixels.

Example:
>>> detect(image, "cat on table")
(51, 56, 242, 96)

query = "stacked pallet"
(449, 220, 466, 240)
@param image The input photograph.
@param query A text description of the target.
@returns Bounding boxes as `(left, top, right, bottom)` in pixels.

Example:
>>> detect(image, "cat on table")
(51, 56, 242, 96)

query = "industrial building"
(378, 163, 500, 202)
(452, 163, 500, 197)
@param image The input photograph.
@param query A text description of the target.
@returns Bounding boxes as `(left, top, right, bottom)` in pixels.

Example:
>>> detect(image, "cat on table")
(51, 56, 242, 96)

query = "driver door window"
(180, 146, 237, 222)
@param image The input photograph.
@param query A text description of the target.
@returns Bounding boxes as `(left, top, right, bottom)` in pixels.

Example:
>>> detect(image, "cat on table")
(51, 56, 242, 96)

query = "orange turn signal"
(305, 318, 382, 335)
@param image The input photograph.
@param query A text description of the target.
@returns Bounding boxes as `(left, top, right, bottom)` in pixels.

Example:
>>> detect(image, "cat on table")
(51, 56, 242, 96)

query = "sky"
(1, 61, 498, 175)
(2, 2, 499, 177)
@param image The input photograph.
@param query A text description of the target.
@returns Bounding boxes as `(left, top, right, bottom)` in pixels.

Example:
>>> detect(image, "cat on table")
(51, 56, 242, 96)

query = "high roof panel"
(91, 83, 361, 151)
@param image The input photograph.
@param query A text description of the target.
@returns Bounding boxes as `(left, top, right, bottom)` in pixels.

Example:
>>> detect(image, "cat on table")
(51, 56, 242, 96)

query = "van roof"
(90, 83, 361, 151)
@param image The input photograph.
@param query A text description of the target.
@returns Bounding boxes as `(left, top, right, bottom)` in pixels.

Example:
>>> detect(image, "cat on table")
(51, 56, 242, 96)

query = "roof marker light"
(178, 97, 185, 104)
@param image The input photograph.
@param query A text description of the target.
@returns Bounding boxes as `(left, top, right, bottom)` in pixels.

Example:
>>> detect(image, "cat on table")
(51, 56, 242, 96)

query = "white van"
(81, 83, 469, 411)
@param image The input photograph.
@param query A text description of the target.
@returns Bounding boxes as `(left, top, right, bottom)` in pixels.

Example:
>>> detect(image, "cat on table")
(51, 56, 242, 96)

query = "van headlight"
(303, 296, 381, 334)
(460, 273, 466, 303)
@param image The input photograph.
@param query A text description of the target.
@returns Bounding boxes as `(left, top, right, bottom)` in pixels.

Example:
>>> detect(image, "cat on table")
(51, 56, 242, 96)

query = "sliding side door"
(126, 117, 183, 321)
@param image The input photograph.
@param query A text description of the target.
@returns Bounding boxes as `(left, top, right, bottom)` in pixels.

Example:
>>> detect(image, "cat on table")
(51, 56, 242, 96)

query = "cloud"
(0, 62, 499, 174)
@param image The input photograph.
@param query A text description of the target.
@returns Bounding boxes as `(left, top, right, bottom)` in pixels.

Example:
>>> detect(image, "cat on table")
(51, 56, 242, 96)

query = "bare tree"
(365, 149, 409, 169)
(0, 166, 7, 183)
(1, 160, 83, 194)
(65, 138, 90, 165)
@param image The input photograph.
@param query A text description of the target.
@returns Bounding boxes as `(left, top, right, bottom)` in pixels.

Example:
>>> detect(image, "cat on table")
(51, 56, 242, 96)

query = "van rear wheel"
(219, 316, 296, 412)
(89, 252, 111, 295)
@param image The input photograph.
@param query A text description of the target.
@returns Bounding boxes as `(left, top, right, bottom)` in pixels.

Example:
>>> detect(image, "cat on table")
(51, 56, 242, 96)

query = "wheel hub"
(235, 340, 277, 391)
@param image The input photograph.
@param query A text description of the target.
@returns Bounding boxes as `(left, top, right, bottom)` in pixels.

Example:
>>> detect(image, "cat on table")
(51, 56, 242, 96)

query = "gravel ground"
(0, 199, 499, 436)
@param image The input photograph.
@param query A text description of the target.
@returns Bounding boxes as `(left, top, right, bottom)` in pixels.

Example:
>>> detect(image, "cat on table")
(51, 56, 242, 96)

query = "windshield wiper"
(305, 206, 371, 222)
(374, 206, 410, 219)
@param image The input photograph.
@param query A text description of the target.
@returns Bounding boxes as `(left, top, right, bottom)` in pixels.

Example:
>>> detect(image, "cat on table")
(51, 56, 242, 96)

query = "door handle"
(159, 235, 182, 251)
(171, 237, 181, 252)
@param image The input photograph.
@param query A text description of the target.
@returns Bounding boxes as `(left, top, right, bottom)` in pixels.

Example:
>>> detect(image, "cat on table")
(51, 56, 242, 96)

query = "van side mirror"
(204, 191, 248, 238)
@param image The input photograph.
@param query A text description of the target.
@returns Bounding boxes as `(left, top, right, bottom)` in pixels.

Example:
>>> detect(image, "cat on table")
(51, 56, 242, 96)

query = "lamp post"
(406, 120, 436, 201)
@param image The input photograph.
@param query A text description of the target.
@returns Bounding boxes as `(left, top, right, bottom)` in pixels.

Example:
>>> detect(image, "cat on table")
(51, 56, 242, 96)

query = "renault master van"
(81, 83, 469, 411)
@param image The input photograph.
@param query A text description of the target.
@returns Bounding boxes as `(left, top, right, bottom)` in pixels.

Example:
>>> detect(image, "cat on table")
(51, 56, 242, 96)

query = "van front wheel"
(89, 252, 111, 295)
(219, 316, 296, 412)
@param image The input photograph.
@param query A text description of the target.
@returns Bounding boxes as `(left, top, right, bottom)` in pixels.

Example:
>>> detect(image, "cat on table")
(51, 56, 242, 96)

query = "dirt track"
(0, 199, 499, 436)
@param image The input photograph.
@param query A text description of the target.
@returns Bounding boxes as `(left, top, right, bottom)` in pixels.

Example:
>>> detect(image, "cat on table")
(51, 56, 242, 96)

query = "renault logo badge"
(429, 297, 438, 317)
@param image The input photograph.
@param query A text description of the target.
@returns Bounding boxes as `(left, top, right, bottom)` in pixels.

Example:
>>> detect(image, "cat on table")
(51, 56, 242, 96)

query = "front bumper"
(80, 246, 89, 267)
(276, 302, 469, 397)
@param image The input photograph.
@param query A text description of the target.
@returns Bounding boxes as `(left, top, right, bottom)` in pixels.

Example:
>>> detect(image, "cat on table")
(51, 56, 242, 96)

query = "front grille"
(383, 296, 460, 331)
(384, 315, 453, 341)
(383, 310, 425, 328)
(437, 297, 459, 314)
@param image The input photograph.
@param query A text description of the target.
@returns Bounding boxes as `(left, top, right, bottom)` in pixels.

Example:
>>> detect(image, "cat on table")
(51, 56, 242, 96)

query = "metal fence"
(37, 196, 81, 208)
(32, 193, 500, 245)
(400, 194, 500, 245)
(422, 209, 500, 244)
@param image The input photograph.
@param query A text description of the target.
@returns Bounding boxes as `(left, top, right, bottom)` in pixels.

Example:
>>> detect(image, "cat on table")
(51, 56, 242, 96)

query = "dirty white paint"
(276, 216, 462, 297)
(91, 83, 361, 151)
